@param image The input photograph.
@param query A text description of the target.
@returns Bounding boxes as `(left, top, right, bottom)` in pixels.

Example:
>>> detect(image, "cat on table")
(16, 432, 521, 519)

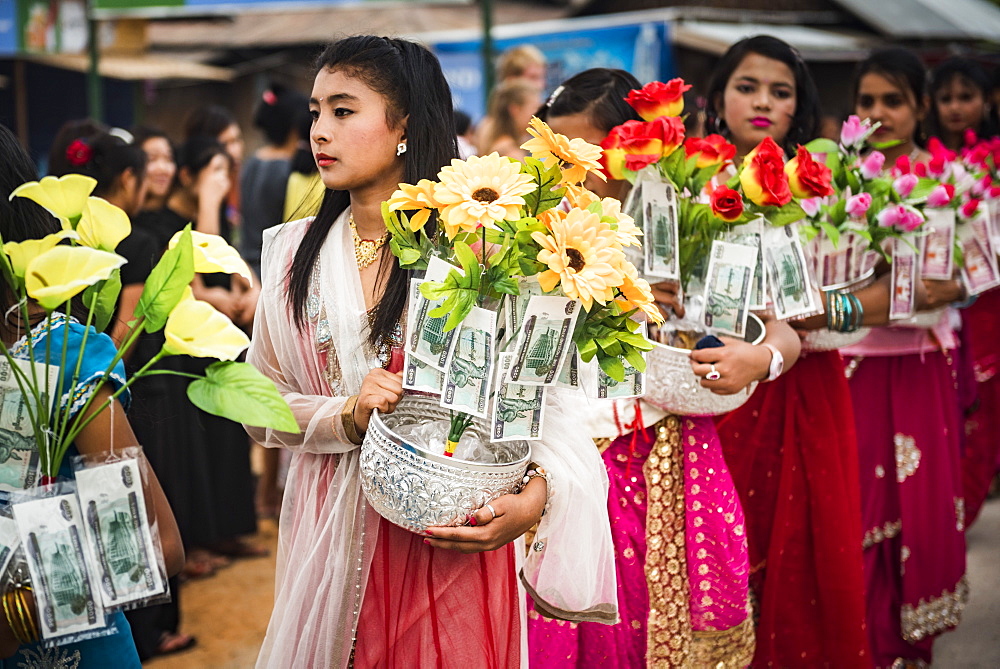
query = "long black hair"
(852, 48, 927, 145)
(286, 35, 459, 347)
(253, 82, 311, 146)
(704, 35, 821, 154)
(536, 68, 642, 133)
(926, 57, 998, 141)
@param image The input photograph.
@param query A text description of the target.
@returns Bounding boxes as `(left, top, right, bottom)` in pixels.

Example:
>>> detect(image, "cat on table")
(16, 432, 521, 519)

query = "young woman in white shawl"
(245, 36, 617, 668)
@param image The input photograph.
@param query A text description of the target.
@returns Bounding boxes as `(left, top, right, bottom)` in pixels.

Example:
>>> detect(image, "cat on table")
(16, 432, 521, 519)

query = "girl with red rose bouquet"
(526, 68, 802, 669)
(706, 36, 873, 668)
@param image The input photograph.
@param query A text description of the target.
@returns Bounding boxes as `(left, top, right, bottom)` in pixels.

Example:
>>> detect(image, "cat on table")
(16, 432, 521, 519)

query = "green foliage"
(521, 157, 567, 217)
(187, 361, 300, 433)
(134, 225, 194, 332)
(82, 268, 122, 332)
(576, 303, 654, 382)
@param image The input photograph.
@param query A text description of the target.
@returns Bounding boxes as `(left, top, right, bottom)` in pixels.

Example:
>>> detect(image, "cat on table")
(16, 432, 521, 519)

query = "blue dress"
(1, 316, 141, 668)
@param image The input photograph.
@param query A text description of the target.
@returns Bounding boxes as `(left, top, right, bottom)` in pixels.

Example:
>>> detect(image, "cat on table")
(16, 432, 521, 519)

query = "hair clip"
(262, 90, 277, 105)
(65, 139, 92, 166)
(546, 85, 565, 108)
(109, 127, 134, 144)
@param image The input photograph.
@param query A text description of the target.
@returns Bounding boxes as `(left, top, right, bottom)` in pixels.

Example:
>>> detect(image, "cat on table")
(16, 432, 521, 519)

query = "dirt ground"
(145, 518, 278, 668)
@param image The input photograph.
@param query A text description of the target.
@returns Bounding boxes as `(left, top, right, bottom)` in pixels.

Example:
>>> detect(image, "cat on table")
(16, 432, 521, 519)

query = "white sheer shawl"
(246, 212, 617, 669)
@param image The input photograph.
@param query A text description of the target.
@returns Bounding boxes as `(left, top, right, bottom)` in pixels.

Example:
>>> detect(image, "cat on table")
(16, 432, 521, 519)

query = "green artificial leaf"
(819, 222, 841, 248)
(766, 201, 807, 227)
(577, 338, 598, 361)
(908, 178, 939, 201)
(187, 361, 299, 433)
(624, 346, 646, 373)
(134, 226, 194, 332)
(82, 268, 122, 332)
(522, 157, 566, 216)
(598, 354, 625, 382)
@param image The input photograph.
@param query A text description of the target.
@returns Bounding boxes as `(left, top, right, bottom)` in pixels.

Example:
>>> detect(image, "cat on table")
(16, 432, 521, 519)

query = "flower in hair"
(262, 90, 277, 105)
(66, 139, 92, 167)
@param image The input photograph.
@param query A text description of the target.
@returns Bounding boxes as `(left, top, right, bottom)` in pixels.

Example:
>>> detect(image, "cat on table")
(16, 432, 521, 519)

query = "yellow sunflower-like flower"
(387, 178, 440, 231)
(619, 260, 664, 324)
(521, 117, 606, 185)
(531, 208, 626, 310)
(598, 197, 642, 248)
(433, 153, 535, 239)
(537, 206, 568, 230)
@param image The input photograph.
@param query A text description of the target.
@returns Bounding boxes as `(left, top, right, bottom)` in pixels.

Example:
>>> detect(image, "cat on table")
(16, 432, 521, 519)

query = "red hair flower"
(66, 139, 92, 167)
(262, 90, 277, 105)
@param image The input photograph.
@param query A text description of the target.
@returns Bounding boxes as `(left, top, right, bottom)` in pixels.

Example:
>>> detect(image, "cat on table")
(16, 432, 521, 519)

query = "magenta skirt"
(847, 350, 967, 668)
(527, 413, 752, 667)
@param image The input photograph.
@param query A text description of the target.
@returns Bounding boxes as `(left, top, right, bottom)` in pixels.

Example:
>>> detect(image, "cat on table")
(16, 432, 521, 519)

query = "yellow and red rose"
(624, 79, 692, 121)
(683, 134, 736, 173)
(784, 146, 834, 199)
(600, 117, 685, 180)
(739, 137, 792, 207)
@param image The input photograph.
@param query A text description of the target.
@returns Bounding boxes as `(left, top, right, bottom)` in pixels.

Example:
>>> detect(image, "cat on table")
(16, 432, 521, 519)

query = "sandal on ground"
(156, 632, 196, 656)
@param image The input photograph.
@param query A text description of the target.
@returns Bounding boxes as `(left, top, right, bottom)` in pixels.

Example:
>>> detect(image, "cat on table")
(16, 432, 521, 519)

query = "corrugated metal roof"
(830, 0, 1000, 40)
(24, 53, 234, 81)
(672, 20, 875, 61)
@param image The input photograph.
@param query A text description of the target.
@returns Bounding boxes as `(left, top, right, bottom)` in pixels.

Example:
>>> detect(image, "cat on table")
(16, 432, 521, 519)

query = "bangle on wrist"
(341, 395, 364, 446)
(760, 343, 784, 382)
(3, 584, 38, 644)
(519, 463, 552, 517)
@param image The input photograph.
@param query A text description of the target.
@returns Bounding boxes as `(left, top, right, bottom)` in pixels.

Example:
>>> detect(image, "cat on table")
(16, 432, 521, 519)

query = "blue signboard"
(434, 21, 674, 122)
(0, 0, 16, 55)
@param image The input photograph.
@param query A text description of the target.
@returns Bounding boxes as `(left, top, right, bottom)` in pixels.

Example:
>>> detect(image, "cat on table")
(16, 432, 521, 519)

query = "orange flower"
(624, 79, 692, 121)
(683, 134, 736, 173)
(387, 179, 440, 231)
(739, 137, 791, 207)
(521, 117, 606, 185)
(531, 208, 625, 310)
(600, 117, 685, 180)
(619, 261, 664, 324)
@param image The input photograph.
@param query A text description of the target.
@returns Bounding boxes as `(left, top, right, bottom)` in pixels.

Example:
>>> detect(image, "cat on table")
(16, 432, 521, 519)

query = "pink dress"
(842, 314, 968, 668)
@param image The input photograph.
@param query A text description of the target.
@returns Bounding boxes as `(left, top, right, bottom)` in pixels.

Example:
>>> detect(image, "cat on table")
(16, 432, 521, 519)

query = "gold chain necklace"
(349, 215, 389, 270)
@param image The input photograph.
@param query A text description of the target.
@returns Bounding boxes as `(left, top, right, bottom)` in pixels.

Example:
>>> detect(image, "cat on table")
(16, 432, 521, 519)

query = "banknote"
(406, 258, 461, 370)
(642, 181, 681, 280)
(14, 492, 105, 639)
(890, 238, 917, 320)
(596, 359, 646, 400)
(75, 459, 165, 608)
(403, 351, 445, 395)
(920, 208, 956, 280)
(762, 223, 820, 320)
(701, 240, 758, 337)
(0, 358, 59, 491)
(726, 217, 767, 309)
(818, 232, 861, 287)
(440, 307, 498, 419)
(503, 277, 546, 351)
(507, 296, 580, 386)
(491, 353, 545, 442)
(554, 349, 580, 390)
(958, 216, 1000, 295)
(0, 515, 19, 579)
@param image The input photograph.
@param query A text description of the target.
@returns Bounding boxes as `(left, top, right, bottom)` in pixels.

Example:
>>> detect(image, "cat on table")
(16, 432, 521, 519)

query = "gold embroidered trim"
(643, 415, 690, 668)
(900, 576, 969, 642)
(863, 519, 901, 549)
(894, 433, 921, 483)
(689, 615, 756, 669)
(955, 497, 966, 532)
(595, 437, 613, 454)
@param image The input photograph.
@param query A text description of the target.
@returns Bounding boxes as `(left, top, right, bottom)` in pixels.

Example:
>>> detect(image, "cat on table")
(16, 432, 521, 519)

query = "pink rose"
(840, 115, 868, 149)
(845, 193, 872, 219)
(893, 174, 918, 199)
(859, 151, 885, 179)
(961, 198, 981, 219)
(926, 183, 955, 208)
(877, 205, 922, 232)
(800, 197, 823, 217)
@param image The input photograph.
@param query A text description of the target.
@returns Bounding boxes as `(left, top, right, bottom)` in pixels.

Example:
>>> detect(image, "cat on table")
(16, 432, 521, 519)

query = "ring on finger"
(705, 364, 722, 381)
(484, 503, 497, 521)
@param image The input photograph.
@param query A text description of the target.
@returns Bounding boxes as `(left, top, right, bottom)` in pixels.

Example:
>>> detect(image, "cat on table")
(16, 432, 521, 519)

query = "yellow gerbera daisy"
(433, 153, 534, 239)
(599, 197, 642, 248)
(619, 260, 664, 324)
(387, 179, 440, 231)
(531, 208, 626, 310)
(537, 206, 568, 230)
(521, 117, 607, 185)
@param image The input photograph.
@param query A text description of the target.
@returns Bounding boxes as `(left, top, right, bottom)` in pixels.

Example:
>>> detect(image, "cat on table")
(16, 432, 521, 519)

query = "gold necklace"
(350, 215, 389, 270)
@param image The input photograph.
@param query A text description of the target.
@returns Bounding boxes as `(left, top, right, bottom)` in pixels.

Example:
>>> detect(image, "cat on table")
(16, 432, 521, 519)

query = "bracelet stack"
(519, 463, 552, 518)
(3, 584, 38, 644)
(825, 290, 864, 333)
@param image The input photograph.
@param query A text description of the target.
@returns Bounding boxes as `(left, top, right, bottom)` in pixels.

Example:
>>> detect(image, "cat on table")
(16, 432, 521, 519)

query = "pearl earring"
(396, 142, 407, 156)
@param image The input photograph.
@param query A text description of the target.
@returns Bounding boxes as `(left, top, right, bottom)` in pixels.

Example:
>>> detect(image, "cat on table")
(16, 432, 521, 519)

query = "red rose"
(710, 185, 744, 222)
(784, 145, 834, 199)
(624, 79, 692, 121)
(684, 134, 736, 172)
(600, 116, 685, 180)
(739, 137, 791, 207)
(65, 139, 92, 167)
(961, 198, 981, 219)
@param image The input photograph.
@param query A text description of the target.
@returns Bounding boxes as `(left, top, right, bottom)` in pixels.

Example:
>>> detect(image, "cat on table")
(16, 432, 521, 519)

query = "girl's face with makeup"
(855, 72, 923, 147)
(718, 52, 797, 156)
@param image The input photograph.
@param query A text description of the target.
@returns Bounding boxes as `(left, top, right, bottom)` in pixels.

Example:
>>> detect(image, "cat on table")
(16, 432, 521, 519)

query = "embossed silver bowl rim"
(368, 397, 530, 471)
(820, 267, 876, 292)
(653, 312, 766, 356)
